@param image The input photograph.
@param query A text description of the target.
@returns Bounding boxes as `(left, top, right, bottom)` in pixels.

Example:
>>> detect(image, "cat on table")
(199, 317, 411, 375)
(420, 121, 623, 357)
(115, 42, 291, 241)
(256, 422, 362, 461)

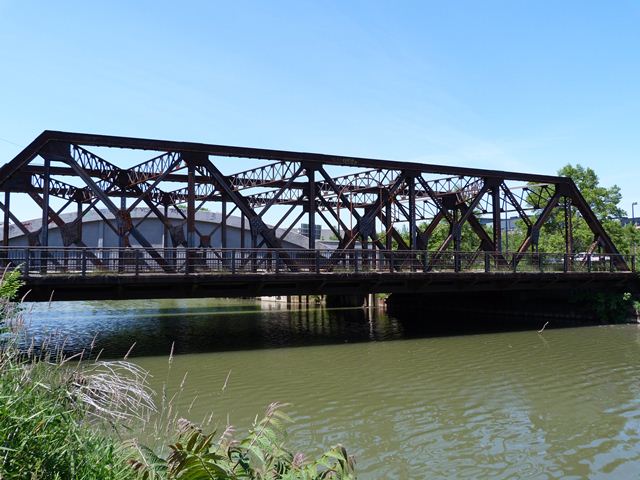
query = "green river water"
(25, 299, 640, 479)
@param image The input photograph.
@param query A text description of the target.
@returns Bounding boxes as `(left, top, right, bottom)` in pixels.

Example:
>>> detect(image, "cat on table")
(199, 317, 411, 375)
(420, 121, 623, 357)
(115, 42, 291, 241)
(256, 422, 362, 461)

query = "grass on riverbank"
(0, 267, 356, 480)
(0, 348, 144, 479)
(1, 267, 151, 479)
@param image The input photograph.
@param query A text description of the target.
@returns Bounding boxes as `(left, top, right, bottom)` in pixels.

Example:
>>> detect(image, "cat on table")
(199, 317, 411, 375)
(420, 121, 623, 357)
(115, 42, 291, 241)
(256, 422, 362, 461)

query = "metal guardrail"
(0, 247, 635, 277)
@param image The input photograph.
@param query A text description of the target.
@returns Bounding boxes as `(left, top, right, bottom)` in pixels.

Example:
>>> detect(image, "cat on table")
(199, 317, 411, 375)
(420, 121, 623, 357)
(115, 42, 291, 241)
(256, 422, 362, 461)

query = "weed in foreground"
(0, 266, 357, 479)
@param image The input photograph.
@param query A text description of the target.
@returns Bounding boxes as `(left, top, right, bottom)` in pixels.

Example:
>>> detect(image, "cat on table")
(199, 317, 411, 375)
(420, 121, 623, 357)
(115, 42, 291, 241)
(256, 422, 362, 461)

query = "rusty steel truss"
(0, 130, 630, 273)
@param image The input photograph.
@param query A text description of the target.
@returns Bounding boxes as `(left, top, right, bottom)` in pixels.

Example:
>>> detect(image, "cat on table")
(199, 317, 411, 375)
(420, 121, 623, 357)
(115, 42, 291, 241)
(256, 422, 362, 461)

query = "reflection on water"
(22, 299, 640, 478)
(23, 299, 405, 357)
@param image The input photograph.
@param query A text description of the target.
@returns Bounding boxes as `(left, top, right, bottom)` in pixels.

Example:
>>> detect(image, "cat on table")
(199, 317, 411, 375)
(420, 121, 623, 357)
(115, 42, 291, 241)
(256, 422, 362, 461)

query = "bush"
(0, 266, 23, 323)
(130, 403, 356, 480)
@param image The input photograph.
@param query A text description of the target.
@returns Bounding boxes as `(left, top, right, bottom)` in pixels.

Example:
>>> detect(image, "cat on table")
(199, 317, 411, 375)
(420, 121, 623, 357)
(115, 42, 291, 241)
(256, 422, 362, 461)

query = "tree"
(530, 164, 639, 255)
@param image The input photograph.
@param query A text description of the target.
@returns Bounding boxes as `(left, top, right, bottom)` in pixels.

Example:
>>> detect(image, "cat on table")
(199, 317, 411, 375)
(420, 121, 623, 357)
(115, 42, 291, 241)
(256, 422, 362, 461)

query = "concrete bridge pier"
(326, 294, 366, 309)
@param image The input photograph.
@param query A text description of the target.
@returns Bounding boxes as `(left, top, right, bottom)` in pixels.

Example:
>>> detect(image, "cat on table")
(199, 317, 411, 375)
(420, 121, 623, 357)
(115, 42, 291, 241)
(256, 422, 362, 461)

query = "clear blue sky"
(1, 0, 639, 220)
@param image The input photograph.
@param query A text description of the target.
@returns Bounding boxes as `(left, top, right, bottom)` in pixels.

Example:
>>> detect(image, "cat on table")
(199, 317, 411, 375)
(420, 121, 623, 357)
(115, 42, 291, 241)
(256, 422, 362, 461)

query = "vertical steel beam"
(241, 214, 246, 249)
(492, 186, 502, 253)
(77, 201, 83, 242)
(3, 191, 9, 247)
(118, 193, 127, 273)
(452, 208, 461, 272)
(41, 156, 50, 246)
(565, 196, 573, 271)
(119, 195, 126, 248)
(163, 204, 169, 249)
(362, 205, 371, 252)
(187, 161, 196, 248)
(221, 200, 227, 248)
(251, 226, 257, 248)
(384, 192, 392, 251)
(307, 167, 316, 249)
(408, 175, 416, 249)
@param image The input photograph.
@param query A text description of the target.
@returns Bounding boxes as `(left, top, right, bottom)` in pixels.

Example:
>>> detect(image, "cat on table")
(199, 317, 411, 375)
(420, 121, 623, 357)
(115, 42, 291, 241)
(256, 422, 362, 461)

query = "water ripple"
(21, 300, 640, 479)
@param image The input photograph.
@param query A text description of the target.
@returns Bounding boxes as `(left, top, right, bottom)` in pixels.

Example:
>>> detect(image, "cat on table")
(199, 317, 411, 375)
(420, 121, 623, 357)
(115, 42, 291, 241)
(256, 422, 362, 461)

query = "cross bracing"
(0, 130, 629, 273)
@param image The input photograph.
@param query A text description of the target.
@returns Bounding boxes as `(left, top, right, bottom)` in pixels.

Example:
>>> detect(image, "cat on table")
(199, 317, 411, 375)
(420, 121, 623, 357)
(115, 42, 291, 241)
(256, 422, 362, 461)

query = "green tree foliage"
(379, 222, 481, 252)
(0, 267, 22, 302)
(522, 164, 639, 255)
(423, 222, 480, 252)
(0, 267, 23, 324)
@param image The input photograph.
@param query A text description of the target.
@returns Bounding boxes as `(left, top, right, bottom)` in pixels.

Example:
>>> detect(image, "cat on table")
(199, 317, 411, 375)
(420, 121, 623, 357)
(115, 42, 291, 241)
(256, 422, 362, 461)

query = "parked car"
(575, 252, 610, 262)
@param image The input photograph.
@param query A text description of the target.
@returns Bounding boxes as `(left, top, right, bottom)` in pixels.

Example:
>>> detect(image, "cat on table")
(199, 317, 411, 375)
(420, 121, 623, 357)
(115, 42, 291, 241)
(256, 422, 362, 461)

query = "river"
(23, 298, 640, 478)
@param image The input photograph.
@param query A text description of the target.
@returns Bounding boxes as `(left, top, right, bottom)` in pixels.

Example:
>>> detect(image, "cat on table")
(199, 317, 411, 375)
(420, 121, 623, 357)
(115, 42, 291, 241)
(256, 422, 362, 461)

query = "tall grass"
(0, 267, 356, 479)
(0, 350, 141, 479)
(0, 267, 150, 479)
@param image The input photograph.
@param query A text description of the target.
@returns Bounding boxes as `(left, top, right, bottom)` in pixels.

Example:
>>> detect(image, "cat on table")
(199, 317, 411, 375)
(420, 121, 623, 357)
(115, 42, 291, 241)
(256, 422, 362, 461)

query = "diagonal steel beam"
(194, 154, 299, 271)
(416, 210, 447, 250)
(415, 175, 456, 226)
(91, 205, 120, 235)
(429, 181, 489, 256)
(58, 143, 171, 271)
(255, 203, 300, 249)
(0, 199, 32, 237)
(512, 189, 562, 267)
(501, 182, 533, 229)
(127, 154, 185, 212)
(376, 210, 410, 250)
(195, 156, 282, 249)
(318, 166, 406, 250)
(208, 204, 238, 238)
(566, 181, 629, 270)
(258, 164, 305, 218)
(28, 191, 104, 266)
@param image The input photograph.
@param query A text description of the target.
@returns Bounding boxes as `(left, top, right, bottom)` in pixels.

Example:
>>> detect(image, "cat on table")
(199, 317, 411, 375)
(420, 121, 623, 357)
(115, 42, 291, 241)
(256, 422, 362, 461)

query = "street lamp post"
(504, 208, 509, 252)
(633, 202, 638, 259)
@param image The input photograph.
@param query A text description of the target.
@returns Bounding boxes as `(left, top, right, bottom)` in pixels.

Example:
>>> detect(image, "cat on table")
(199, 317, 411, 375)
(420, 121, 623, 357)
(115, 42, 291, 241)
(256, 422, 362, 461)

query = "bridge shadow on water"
(18, 298, 605, 360)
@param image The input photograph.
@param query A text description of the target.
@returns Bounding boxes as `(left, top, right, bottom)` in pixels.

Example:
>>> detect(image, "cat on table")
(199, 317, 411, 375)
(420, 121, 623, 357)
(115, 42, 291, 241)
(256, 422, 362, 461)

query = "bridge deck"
(6, 247, 637, 301)
(19, 271, 638, 301)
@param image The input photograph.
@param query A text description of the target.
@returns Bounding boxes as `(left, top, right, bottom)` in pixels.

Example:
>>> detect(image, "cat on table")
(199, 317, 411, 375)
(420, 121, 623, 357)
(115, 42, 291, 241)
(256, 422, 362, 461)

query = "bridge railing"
(0, 247, 635, 276)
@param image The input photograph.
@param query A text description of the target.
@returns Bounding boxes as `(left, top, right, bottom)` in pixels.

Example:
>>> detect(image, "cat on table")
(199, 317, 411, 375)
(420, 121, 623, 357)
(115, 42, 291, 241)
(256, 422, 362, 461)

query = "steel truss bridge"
(0, 131, 636, 301)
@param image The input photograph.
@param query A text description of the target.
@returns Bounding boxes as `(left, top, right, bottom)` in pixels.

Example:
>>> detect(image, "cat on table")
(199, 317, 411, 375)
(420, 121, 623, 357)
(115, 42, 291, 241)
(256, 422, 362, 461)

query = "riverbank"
(0, 270, 356, 479)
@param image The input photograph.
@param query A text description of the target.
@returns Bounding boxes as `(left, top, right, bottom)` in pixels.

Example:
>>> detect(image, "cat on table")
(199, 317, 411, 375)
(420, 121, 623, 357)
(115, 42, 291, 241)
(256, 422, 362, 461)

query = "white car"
(575, 252, 611, 262)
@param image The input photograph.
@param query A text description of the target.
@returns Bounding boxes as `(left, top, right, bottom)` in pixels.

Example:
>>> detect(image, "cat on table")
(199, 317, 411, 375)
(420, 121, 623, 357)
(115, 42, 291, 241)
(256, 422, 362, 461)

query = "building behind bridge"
(0, 207, 328, 250)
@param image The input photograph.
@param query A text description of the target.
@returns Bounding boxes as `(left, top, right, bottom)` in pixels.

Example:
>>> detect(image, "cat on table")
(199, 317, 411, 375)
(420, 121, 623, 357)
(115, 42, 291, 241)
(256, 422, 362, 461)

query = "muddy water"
(25, 299, 640, 478)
